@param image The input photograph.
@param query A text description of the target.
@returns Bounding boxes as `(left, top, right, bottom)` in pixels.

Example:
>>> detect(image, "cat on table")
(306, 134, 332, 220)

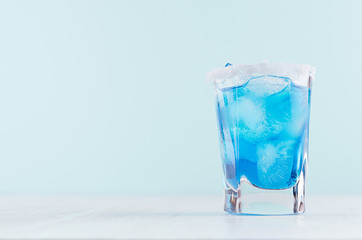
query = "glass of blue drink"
(208, 62, 315, 215)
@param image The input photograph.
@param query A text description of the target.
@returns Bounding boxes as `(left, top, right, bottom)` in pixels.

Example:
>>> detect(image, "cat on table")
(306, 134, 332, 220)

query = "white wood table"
(0, 195, 361, 239)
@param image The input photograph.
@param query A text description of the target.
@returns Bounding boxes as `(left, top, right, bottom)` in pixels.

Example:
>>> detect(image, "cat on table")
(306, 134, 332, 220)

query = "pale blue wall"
(0, 0, 361, 195)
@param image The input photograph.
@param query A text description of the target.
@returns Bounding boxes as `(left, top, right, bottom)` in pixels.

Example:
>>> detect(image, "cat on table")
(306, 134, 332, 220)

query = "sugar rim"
(207, 62, 316, 87)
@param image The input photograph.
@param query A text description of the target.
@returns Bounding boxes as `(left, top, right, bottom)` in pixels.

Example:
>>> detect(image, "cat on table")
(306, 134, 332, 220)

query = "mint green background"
(0, 0, 361, 195)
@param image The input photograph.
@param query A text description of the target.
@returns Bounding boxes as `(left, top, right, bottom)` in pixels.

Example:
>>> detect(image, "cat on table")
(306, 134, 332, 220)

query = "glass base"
(224, 169, 306, 215)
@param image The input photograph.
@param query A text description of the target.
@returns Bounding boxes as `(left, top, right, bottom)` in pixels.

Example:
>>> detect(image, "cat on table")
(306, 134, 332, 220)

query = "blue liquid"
(216, 76, 311, 190)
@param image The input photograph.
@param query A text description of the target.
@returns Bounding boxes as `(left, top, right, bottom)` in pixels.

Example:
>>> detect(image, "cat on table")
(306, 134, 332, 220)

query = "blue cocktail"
(209, 63, 315, 214)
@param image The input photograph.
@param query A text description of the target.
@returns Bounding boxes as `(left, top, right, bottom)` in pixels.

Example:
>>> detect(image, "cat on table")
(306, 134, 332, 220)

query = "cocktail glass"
(208, 62, 315, 215)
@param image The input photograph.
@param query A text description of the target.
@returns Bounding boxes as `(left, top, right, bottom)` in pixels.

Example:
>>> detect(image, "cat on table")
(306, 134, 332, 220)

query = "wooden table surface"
(0, 195, 361, 239)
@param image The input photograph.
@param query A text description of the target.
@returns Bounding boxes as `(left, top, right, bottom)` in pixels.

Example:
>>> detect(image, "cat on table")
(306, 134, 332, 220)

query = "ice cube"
(264, 80, 292, 135)
(224, 96, 268, 142)
(244, 76, 290, 97)
(220, 75, 293, 143)
(224, 97, 290, 143)
(256, 140, 295, 188)
(229, 97, 265, 131)
(281, 85, 310, 138)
